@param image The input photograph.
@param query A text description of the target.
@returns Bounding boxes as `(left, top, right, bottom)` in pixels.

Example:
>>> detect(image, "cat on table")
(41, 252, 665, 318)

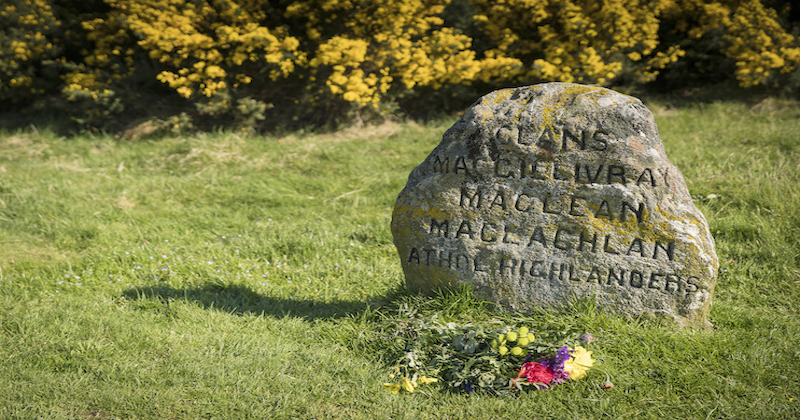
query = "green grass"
(1, 96, 799, 419)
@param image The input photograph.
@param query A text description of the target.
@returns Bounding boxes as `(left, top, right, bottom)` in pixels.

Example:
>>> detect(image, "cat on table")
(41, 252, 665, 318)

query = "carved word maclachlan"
(423, 218, 674, 260)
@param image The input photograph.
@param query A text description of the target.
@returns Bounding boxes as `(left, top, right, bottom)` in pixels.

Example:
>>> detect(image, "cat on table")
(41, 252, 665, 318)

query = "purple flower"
(539, 346, 573, 384)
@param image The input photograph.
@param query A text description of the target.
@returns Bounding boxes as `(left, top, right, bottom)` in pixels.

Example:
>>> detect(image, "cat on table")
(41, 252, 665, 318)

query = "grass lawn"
(1, 94, 799, 419)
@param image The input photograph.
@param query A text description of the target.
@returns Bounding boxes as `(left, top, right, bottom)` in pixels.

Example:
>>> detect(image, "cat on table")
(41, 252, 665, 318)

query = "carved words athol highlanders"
(391, 83, 719, 327)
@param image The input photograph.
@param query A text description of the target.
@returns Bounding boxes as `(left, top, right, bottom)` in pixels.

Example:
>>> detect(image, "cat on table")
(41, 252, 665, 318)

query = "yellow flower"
(564, 346, 594, 380)
(418, 376, 438, 384)
(383, 383, 401, 394)
(401, 377, 417, 393)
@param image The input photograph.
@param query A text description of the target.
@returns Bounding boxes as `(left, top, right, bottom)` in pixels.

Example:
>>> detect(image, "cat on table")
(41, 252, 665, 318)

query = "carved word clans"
(494, 124, 612, 149)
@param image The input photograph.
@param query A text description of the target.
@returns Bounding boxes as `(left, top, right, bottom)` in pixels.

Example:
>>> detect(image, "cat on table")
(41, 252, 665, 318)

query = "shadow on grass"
(121, 283, 404, 320)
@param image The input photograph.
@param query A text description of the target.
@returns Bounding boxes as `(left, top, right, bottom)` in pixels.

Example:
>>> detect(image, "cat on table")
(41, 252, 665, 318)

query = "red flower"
(521, 362, 555, 385)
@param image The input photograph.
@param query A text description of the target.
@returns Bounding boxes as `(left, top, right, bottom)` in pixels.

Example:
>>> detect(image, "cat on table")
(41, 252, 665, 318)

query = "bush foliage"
(1, 0, 799, 132)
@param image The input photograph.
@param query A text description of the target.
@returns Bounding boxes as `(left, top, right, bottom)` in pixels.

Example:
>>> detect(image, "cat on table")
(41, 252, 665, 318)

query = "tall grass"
(1, 97, 799, 419)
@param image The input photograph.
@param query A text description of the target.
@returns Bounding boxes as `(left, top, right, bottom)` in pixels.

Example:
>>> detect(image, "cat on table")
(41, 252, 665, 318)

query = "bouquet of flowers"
(383, 321, 597, 396)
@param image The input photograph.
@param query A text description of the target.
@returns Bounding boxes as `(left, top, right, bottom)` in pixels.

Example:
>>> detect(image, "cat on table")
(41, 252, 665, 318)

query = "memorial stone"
(391, 83, 719, 327)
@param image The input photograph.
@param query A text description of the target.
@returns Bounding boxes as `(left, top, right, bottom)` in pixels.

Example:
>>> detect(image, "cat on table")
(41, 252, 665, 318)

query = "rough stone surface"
(391, 83, 718, 327)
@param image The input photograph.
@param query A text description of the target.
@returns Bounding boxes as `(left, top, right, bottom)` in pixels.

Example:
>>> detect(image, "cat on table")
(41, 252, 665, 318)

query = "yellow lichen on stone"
(534, 84, 602, 132)
(489, 88, 514, 103)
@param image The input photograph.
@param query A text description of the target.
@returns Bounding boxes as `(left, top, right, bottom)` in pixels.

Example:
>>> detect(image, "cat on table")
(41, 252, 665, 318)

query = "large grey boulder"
(391, 83, 718, 327)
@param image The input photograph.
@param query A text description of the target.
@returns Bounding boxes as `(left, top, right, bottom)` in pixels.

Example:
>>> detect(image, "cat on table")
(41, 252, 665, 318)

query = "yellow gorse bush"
(0, 0, 61, 101)
(291, 0, 490, 106)
(470, 0, 690, 85)
(2, 0, 799, 129)
(724, 0, 800, 87)
(658, 0, 799, 86)
(82, 0, 302, 100)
